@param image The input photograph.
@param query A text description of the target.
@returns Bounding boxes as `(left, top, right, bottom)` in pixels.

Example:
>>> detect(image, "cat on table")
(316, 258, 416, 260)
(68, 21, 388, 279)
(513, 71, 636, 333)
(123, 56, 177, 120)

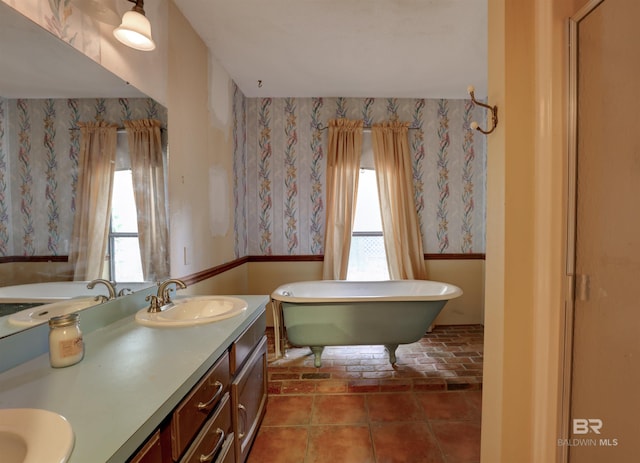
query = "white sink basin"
(8, 297, 98, 327)
(135, 296, 248, 327)
(0, 408, 74, 463)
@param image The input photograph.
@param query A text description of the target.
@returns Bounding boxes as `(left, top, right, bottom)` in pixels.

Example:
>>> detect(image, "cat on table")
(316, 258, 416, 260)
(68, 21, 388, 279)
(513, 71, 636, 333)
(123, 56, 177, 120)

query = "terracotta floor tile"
(257, 325, 484, 462)
(371, 421, 445, 463)
(366, 393, 423, 422)
(262, 395, 314, 426)
(305, 425, 375, 463)
(415, 392, 476, 421)
(311, 394, 367, 424)
(247, 426, 308, 463)
(446, 379, 482, 391)
(413, 378, 447, 392)
(348, 379, 380, 393)
(463, 390, 483, 423)
(268, 383, 282, 395)
(363, 371, 394, 380)
(270, 372, 301, 380)
(330, 371, 363, 380)
(430, 421, 481, 463)
(379, 379, 412, 393)
(314, 380, 348, 394)
(281, 380, 317, 394)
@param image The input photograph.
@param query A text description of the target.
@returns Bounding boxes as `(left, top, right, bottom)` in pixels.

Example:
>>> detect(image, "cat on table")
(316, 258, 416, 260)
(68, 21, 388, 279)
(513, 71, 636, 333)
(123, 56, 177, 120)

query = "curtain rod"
(69, 126, 166, 132)
(315, 123, 419, 131)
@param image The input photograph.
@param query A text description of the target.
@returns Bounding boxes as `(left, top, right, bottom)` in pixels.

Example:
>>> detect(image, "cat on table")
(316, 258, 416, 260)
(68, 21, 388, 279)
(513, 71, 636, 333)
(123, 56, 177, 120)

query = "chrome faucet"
(87, 279, 117, 302)
(146, 278, 187, 313)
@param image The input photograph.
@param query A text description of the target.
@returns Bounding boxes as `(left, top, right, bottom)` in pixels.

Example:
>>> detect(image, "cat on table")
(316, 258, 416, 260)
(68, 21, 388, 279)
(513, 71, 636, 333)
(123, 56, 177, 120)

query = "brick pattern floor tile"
(266, 325, 483, 393)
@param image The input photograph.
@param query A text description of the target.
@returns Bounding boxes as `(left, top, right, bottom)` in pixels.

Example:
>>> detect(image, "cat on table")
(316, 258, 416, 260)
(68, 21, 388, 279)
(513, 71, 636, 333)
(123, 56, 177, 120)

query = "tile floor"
(247, 325, 483, 463)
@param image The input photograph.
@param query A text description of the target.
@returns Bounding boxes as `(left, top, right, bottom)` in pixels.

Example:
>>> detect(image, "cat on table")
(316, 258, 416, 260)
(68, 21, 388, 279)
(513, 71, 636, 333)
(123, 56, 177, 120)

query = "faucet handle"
(145, 295, 162, 313)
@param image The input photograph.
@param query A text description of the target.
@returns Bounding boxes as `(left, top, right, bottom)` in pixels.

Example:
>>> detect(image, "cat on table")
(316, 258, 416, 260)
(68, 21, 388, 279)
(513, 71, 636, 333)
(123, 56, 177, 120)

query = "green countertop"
(0, 294, 269, 463)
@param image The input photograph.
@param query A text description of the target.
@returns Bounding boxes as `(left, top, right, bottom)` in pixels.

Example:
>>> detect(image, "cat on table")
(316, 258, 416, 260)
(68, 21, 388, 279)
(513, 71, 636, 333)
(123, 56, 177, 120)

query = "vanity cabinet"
(127, 308, 266, 463)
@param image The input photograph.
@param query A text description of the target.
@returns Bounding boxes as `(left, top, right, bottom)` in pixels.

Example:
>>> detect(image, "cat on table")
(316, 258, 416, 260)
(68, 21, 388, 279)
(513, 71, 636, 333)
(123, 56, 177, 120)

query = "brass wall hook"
(467, 85, 498, 135)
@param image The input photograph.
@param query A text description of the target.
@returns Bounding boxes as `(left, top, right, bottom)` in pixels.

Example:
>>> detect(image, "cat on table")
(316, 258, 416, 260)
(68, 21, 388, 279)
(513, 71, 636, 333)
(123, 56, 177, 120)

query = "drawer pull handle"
(197, 381, 224, 412)
(199, 428, 225, 462)
(238, 403, 247, 439)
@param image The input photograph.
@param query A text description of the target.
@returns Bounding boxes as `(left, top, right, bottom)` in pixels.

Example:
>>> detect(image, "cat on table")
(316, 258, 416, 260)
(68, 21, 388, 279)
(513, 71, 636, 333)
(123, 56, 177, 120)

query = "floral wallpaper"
(0, 97, 167, 257)
(2, 0, 101, 62)
(234, 92, 486, 257)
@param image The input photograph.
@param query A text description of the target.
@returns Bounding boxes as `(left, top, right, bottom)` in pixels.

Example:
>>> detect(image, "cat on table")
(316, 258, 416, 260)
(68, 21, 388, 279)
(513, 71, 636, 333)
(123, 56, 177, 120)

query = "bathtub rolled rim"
(271, 279, 463, 304)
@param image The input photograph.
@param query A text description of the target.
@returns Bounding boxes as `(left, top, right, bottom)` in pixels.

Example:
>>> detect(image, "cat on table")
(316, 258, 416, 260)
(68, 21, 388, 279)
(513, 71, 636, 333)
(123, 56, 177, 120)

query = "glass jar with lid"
(48, 313, 84, 368)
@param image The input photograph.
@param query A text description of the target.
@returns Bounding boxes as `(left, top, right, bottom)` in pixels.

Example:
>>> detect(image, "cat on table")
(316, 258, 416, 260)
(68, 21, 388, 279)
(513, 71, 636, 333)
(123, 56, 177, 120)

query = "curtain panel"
(322, 119, 363, 279)
(372, 121, 427, 280)
(124, 119, 169, 282)
(69, 122, 118, 280)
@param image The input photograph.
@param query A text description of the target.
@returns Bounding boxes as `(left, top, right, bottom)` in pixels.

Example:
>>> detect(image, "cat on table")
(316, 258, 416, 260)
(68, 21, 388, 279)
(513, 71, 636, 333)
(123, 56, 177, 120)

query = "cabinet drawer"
(232, 336, 267, 463)
(230, 311, 266, 375)
(214, 433, 236, 463)
(128, 429, 163, 463)
(172, 351, 230, 460)
(180, 393, 232, 463)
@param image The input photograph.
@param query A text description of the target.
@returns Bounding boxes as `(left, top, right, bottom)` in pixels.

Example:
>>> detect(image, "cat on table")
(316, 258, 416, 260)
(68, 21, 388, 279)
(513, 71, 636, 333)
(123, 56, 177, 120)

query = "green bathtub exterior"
(281, 299, 448, 367)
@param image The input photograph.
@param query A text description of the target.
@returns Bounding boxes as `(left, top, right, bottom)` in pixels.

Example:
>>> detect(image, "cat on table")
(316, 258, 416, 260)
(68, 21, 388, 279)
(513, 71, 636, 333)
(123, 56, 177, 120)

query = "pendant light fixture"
(113, 0, 156, 51)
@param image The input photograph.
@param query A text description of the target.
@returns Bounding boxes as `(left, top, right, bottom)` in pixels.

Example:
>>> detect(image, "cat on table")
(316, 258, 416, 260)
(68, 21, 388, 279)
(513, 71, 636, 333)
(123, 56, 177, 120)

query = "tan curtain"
(69, 122, 118, 280)
(124, 119, 169, 282)
(322, 119, 363, 280)
(372, 121, 427, 280)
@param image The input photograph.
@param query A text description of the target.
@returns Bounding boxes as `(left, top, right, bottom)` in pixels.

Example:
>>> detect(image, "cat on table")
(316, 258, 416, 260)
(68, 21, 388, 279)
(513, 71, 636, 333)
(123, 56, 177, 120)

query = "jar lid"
(49, 312, 80, 328)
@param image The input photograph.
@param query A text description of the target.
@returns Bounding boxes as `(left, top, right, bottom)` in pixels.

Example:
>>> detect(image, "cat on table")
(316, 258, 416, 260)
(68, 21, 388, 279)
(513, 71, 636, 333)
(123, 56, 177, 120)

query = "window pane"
(111, 170, 138, 233)
(352, 169, 382, 232)
(347, 234, 389, 280)
(348, 169, 389, 281)
(112, 237, 144, 282)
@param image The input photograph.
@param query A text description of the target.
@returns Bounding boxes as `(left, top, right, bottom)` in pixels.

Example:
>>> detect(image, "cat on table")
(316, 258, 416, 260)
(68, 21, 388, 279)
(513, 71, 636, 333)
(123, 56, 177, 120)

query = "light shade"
(113, 10, 156, 51)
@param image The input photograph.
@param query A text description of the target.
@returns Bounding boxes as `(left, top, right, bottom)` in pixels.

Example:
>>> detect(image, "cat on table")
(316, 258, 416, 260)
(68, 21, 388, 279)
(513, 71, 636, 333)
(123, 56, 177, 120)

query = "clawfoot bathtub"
(271, 279, 463, 367)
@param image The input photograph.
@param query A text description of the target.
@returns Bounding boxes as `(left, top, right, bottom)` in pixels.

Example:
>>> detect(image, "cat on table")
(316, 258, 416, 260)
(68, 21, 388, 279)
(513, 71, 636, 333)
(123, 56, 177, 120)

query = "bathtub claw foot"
(310, 346, 325, 368)
(384, 344, 399, 365)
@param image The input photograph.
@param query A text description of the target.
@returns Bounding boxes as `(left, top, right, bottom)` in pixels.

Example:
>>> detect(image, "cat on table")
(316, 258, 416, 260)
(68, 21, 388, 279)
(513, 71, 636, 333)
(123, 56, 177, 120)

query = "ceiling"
(173, 0, 488, 99)
(0, 0, 487, 100)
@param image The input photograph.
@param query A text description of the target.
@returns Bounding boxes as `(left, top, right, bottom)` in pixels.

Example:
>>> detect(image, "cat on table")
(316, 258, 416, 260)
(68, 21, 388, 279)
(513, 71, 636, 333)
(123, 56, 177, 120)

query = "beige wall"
(428, 260, 485, 326)
(166, 2, 243, 289)
(482, 0, 589, 462)
(183, 265, 249, 297)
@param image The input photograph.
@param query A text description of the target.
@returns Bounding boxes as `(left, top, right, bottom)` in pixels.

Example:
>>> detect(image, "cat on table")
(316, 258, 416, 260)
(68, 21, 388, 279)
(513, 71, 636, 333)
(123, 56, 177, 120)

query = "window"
(346, 168, 389, 280)
(107, 134, 144, 282)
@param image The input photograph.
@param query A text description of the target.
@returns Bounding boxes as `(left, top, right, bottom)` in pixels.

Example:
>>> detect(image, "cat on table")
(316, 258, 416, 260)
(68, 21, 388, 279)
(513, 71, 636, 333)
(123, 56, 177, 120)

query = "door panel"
(570, 0, 640, 461)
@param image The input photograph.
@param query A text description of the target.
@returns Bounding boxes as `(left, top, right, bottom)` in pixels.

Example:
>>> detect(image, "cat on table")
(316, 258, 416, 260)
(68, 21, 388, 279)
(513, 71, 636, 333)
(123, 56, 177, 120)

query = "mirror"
(0, 2, 169, 337)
